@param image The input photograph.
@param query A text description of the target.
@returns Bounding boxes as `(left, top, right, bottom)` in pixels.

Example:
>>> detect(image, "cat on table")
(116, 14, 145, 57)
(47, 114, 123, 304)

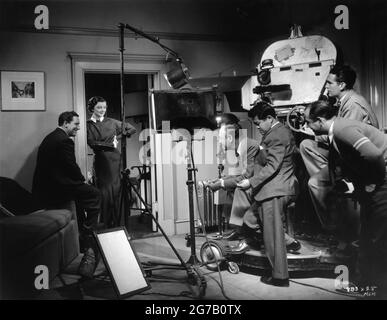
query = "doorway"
(84, 72, 153, 237)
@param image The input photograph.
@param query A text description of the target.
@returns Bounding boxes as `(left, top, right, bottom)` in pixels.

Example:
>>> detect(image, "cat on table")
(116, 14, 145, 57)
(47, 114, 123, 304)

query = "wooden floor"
(32, 232, 368, 300)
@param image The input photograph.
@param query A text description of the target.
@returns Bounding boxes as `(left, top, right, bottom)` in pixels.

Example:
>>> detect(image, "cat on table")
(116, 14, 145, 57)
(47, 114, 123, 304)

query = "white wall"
(0, 1, 253, 191)
(1, 0, 380, 193)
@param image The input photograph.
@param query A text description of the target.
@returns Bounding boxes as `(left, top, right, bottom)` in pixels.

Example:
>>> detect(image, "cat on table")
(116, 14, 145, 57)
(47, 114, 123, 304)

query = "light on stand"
(164, 58, 190, 89)
(215, 116, 222, 127)
(257, 58, 274, 86)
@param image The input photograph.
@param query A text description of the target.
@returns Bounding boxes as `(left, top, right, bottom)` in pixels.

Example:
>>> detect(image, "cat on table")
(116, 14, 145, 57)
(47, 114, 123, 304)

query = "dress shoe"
(260, 275, 289, 287)
(222, 230, 242, 241)
(230, 239, 250, 254)
(78, 247, 99, 279)
(286, 240, 301, 253)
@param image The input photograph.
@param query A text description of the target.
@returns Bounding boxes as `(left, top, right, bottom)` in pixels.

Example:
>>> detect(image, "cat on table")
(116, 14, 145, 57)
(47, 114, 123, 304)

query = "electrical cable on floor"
(190, 146, 232, 300)
(289, 279, 363, 298)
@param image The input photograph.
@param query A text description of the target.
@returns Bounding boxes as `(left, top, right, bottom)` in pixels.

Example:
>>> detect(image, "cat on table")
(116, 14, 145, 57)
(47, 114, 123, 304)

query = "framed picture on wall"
(1, 71, 45, 111)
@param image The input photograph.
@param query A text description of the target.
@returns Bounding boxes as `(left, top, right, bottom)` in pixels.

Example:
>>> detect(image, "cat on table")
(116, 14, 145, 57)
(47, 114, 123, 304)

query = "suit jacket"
(338, 89, 379, 128)
(249, 122, 298, 202)
(315, 90, 378, 147)
(223, 137, 262, 189)
(331, 118, 387, 187)
(32, 128, 85, 205)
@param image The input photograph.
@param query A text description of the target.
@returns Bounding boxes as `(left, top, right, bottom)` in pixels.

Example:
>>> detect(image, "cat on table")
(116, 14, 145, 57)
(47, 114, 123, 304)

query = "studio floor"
(33, 232, 365, 301)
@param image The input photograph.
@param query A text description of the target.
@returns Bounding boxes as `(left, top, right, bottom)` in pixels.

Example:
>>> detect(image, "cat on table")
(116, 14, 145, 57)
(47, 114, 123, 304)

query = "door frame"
(69, 52, 175, 233)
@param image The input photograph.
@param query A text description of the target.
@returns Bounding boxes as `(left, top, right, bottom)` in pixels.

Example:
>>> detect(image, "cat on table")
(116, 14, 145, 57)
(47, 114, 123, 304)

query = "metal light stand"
(116, 23, 206, 298)
(185, 140, 201, 265)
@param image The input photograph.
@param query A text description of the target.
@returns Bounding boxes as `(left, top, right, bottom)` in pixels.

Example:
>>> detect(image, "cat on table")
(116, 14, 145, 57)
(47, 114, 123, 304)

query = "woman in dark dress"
(86, 96, 136, 227)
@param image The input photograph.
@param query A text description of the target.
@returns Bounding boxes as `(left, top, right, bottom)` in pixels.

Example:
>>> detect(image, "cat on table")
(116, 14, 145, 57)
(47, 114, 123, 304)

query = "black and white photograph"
(11, 81, 35, 99)
(1, 71, 45, 110)
(0, 0, 386, 309)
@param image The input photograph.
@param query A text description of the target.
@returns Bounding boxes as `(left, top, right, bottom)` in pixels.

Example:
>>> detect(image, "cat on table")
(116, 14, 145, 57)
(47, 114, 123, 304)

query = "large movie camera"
(242, 32, 337, 133)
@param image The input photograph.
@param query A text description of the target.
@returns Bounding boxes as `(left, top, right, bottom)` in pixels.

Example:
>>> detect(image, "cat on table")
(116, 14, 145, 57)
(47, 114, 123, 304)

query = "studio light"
(257, 58, 274, 86)
(164, 58, 190, 89)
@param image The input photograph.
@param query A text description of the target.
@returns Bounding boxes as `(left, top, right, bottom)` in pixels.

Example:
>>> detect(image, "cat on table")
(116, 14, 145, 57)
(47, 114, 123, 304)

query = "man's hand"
(237, 179, 251, 190)
(113, 135, 118, 148)
(299, 124, 315, 136)
(365, 184, 376, 193)
(201, 179, 223, 192)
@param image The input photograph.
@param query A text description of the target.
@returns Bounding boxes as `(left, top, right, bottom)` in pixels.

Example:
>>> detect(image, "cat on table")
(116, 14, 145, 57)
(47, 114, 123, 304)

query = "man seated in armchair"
(32, 111, 102, 279)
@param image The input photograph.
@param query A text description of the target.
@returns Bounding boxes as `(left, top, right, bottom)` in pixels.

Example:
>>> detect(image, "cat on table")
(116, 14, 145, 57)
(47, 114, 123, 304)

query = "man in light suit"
(205, 113, 263, 240)
(300, 65, 379, 231)
(233, 103, 299, 287)
(305, 100, 387, 295)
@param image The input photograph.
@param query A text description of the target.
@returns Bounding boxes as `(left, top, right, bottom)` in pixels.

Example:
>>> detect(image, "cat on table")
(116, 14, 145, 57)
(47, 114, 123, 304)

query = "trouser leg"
(229, 188, 253, 227)
(71, 183, 101, 232)
(299, 139, 329, 177)
(308, 166, 337, 231)
(243, 197, 294, 246)
(358, 184, 387, 294)
(258, 197, 290, 280)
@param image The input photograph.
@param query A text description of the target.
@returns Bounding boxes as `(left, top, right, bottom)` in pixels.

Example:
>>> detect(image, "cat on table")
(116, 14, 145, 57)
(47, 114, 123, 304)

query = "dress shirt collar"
(236, 136, 247, 157)
(271, 121, 280, 129)
(90, 114, 104, 123)
(328, 121, 335, 144)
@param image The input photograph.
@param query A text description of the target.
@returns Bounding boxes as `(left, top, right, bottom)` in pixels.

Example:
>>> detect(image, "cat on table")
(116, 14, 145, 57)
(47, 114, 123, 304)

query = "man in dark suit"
(32, 111, 101, 278)
(232, 103, 299, 287)
(300, 65, 379, 232)
(305, 100, 387, 295)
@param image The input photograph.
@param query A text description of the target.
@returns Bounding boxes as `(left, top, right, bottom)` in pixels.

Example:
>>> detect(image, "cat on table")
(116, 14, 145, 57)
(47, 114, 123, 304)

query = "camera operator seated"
(299, 65, 379, 236)
(204, 113, 263, 240)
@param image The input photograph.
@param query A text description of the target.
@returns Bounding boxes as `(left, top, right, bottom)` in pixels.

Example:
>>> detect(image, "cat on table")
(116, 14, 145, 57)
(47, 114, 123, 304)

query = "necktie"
(328, 140, 337, 184)
(335, 100, 341, 116)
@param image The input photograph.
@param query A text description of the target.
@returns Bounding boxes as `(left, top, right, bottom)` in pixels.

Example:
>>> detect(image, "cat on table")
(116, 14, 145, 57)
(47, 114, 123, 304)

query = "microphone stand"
(116, 23, 206, 298)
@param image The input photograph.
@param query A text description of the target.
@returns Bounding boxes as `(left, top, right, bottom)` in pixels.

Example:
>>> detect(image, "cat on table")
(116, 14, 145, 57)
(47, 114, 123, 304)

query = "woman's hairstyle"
(87, 96, 106, 113)
(308, 100, 337, 121)
(248, 101, 276, 120)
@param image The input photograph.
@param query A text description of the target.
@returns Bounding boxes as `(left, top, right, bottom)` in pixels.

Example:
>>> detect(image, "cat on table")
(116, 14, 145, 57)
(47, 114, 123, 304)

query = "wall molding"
(68, 52, 167, 64)
(1, 25, 256, 42)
